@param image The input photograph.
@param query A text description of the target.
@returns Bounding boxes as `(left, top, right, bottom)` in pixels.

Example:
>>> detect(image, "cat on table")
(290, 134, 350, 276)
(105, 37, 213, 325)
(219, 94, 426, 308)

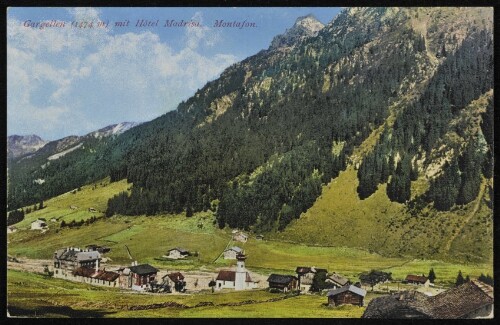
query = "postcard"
(6, 6, 494, 319)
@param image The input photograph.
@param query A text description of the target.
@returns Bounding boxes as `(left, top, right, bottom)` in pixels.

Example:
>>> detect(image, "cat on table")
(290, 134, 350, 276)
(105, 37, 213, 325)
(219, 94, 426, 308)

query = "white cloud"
(7, 11, 238, 140)
(67, 7, 102, 21)
(185, 11, 222, 49)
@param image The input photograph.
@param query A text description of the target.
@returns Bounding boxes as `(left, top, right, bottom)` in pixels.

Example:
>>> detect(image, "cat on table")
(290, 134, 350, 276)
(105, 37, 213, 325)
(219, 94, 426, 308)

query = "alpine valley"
(7, 7, 493, 318)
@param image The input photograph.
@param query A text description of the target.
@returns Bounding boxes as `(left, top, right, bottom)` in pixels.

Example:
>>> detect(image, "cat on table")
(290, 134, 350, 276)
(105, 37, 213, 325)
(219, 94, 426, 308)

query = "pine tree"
(428, 268, 436, 283)
(455, 270, 465, 287)
(186, 205, 193, 218)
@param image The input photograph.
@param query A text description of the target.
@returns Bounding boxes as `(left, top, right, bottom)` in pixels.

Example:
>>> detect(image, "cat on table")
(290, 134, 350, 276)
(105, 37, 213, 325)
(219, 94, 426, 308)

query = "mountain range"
(7, 8, 493, 262)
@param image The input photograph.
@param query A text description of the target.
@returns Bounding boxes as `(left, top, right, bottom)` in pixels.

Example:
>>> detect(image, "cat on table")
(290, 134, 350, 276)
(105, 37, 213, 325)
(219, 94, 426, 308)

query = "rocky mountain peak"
(269, 14, 324, 50)
(7, 134, 47, 159)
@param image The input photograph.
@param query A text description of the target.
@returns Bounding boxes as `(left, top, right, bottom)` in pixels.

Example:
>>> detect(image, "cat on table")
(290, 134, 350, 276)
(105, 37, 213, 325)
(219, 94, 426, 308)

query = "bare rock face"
(270, 14, 324, 50)
(7, 134, 47, 159)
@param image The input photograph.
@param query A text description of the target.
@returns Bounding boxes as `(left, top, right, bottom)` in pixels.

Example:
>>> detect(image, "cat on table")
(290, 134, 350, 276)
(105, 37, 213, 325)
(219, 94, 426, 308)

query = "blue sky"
(7, 7, 341, 140)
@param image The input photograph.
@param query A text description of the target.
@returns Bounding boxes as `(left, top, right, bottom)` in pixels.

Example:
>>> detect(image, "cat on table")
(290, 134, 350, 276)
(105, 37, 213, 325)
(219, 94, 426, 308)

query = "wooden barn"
(405, 274, 430, 286)
(327, 285, 367, 307)
(326, 272, 350, 289)
(267, 274, 298, 292)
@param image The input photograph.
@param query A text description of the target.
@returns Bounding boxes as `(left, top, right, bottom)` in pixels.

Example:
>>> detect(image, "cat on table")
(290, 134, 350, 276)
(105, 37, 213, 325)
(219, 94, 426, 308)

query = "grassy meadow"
(276, 167, 493, 264)
(7, 175, 493, 318)
(13, 177, 130, 229)
(7, 269, 371, 318)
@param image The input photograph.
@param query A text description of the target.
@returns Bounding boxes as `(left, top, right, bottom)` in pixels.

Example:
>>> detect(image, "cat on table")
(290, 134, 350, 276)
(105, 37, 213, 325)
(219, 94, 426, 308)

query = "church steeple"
(235, 253, 247, 290)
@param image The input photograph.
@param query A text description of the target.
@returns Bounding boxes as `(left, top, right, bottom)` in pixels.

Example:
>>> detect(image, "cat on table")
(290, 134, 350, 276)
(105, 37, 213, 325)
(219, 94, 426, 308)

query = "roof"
(267, 274, 297, 284)
(168, 247, 189, 254)
(95, 270, 120, 282)
(406, 275, 428, 283)
(363, 281, 494, 319)
(76, 251, 101, 262)
(216, 270, 235, 282)
(296, 266, 311, 274)
(166, 272, 185, 283)
(295, 266, 327, 274)
(73, 267, 119, 281)
(425, 281, 494, 318)
(129, 264, 158, 275)
(216, 270, 254, 282)
(73, 267, 96, 277)
(327, 273, 350, 286)
(327, 285, 367, 298)
(363, 292, 431, 319)
(225, 246, 243, 253)
(32, 219, 46, 224)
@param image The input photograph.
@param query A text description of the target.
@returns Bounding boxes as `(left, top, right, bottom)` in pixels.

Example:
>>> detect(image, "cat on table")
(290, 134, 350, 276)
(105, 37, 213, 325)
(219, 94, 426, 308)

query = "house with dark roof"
(326, 272, 350, 289)
(267, 274, 298, 292)
(405, 274, 430, 286)
(163, 272, 187, 292)
(295, 266, 328, 292)
(363, 280, 494, 319)
(165, 247, 190, 259)
(119, 263, 158, 291)
(223, 246, 243, 260)
(327, 285, 367, 307)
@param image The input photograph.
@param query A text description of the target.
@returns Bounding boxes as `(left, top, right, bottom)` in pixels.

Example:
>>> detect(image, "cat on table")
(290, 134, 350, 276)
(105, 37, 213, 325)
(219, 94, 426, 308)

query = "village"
(17, 224, 488, 319)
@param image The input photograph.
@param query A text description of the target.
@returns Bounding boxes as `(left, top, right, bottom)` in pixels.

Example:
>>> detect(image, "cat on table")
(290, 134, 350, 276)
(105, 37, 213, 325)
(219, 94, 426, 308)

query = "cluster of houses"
(48, 235, 493, 318)
(267, 266, 367, 307)
(53, 246, 167, 291)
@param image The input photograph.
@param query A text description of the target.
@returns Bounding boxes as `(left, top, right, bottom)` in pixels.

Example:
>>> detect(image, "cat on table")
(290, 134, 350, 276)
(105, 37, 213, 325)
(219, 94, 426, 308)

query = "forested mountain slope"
(7, 8, 493, 260)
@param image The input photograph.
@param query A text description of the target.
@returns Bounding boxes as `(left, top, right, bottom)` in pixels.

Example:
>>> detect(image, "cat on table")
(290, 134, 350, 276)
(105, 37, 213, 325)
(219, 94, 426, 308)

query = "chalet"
(405, 274, 430, 287)
(296, 266, 328, 292)
(326, 272, 350, 289)
(215, 253, 258, 291)
(233, 232, 248, 243)
(327, 285, 367, 307)
(125, 263, 158, 291)
(256, 234, 264, 240)
(363, 280, 494, 319)
(267, 274, 298, 292)
(88, 207, 97, 212)
(165, 247, 190, 259)
(31, 219, 47, 230)
(70, 205, 78, 210)
(164, 272, 187, 292)
(86, 244, 111, 254)
(53, 247, 101, 273)
(359, 270, 392, 287)
(223, 246, 243, 259)
(7, 226, 17, 233)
